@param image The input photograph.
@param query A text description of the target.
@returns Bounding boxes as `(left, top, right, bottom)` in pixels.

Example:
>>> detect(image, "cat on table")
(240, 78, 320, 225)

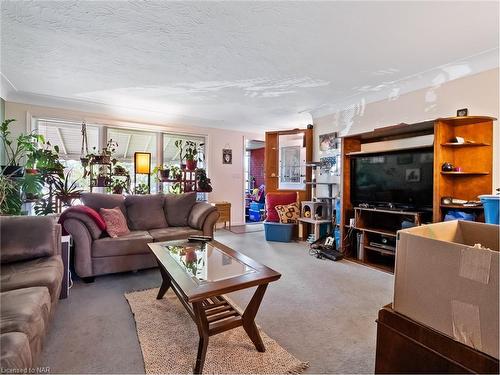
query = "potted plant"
(195, 168, 213, 192)
(110, 178, 130, 195)
(175, 140, 186, 169)
(53, 171, 84, 207)
(184, 141, 198, 171)
(93, 139, 118, 164)
(152, 165, 170, 182)
(169, 165, 182, 180)
(0, 119, 41, 177)
(21, 173, 44, 201)
(29, 141, 64, 177)
(0, 173, 22, 215)
(113, 164, 128, 176)
(134, 183, 149, 195)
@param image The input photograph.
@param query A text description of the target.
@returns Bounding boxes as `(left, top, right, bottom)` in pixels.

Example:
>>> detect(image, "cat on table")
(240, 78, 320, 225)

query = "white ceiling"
(1, 1, 498, 132)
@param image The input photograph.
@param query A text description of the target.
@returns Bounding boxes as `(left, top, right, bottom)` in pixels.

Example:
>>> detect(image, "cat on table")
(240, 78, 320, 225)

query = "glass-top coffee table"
(148, 239, 281, 374)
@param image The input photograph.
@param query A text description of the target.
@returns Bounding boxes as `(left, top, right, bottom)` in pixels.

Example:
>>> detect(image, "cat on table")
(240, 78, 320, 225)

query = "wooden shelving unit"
(441, 171, 489, 175)
(340, 115, 496, 272)
(440, 142, 490, 147)
(350, 207, 429, 271)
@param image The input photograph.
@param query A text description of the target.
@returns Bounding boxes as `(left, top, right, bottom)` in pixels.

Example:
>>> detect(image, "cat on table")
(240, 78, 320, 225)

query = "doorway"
(244, 139, 265, 223)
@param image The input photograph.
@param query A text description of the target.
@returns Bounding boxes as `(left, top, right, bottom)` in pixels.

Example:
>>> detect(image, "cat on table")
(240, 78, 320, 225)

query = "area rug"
(125, 288, 308, 374)
(229, 223, 264, 234)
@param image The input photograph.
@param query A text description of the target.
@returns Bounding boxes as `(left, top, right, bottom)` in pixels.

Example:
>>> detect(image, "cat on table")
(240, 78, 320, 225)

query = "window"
(278, 133, 306, 190)
(36, 119, 100, 190)
(107, 128, 157, 192)
(163, 133, 206, 168)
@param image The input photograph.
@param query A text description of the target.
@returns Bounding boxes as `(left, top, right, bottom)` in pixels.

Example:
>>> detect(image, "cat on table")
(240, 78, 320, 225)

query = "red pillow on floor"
(265, 192, 297, 222)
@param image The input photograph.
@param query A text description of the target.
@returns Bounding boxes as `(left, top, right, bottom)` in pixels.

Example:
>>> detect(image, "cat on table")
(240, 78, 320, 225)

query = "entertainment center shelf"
(441, 142, 490, 147)
(340, 115, 496, 272)
(441, 171, 489, 175)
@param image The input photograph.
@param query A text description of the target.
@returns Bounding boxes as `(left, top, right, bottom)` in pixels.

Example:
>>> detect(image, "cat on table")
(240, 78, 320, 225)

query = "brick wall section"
(249, 147, 265, 188)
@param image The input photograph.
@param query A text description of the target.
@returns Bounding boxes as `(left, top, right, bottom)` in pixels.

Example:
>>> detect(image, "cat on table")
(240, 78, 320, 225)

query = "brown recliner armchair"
(0, 216, 64, 370)
(63, 192, 219, 281)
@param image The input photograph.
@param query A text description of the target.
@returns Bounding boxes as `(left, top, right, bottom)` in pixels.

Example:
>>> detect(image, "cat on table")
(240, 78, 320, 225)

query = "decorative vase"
(441, 162, 454, 172)
(186, 159, 197, 171)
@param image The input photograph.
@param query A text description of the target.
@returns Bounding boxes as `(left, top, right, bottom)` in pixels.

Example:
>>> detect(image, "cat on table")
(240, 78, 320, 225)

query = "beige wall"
(313, 68, 500, 191)
(4, 101, 263, 225)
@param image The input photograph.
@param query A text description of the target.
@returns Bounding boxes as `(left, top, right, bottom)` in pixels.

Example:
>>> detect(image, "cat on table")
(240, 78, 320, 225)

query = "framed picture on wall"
(319, 132, 338, 151)
(222, 149, 232, 164)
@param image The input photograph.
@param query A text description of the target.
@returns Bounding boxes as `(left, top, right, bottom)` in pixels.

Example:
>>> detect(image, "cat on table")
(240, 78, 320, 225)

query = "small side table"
(211, 201, 231, 230)
(60, 235, 72, 299)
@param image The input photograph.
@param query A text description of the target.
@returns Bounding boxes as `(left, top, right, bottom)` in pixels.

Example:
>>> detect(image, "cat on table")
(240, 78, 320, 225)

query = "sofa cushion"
(92, 231, 154, 258)
(81, 193, 126, 215)
(0, 256, 64, 304)
(164, 192, 197, 227)
(0, 216, 58, 264)
(188, 202, 217, 229)
(125, 194, 168, 230)
(149, 227, 202, 242)
(100, 207, 130, 238)
(1, 332, 32, 370)
(0, 287, 51, 361)
(265, 192, 297, 223)
(275, 202, 300, 224)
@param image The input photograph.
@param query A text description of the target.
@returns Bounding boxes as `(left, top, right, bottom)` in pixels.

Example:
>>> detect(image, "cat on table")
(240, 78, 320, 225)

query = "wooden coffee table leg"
(156, 262, 172, 300)
(193, 302, 209, 374)
(242, 283, 268, 352)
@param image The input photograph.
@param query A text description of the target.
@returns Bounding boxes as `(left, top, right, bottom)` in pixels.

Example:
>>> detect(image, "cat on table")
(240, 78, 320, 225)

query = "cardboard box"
(394, 220, 499, 359)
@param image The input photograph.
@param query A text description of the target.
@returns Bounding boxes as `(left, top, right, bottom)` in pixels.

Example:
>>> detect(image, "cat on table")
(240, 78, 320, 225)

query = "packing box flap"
(397, 220, 499, 251)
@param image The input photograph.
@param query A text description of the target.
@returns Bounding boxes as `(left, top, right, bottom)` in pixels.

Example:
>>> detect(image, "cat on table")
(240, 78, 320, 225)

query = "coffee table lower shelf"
(156, 266, 268, 374)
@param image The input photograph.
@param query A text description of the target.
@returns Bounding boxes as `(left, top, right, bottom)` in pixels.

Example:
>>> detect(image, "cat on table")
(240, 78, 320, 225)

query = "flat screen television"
(350, 148, 434, 210)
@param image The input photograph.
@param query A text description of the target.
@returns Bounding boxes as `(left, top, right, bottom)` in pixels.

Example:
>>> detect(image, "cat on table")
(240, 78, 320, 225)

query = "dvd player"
(369, 241, 396, 252)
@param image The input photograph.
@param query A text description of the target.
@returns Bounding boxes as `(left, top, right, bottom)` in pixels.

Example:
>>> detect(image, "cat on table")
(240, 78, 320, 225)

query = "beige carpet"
(229, 223, 264, 234)
(125, 288, 308, 374)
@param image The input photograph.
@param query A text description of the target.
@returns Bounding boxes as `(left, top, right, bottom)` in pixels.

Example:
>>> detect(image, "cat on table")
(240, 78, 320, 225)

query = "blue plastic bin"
(479, 195, 500, 224)
(264, 221, 294, 242)
(248, 209, 261, 222)
(250, 202, 265, 211)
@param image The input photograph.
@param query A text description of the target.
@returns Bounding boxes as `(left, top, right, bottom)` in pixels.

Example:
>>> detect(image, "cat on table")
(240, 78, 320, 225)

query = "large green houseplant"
(0, 119, 41, 177)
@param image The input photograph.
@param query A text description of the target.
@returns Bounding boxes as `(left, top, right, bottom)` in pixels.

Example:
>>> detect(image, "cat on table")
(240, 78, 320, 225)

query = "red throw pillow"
(99, 207, 130, 238)
(265, 192, 297, 222)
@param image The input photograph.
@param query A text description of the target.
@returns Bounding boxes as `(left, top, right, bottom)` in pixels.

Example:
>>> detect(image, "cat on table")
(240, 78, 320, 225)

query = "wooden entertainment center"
(340, 116, 496, 271)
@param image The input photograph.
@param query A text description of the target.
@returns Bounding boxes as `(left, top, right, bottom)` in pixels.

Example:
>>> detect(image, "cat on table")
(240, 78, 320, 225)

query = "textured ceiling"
(1, 1, 499, 131)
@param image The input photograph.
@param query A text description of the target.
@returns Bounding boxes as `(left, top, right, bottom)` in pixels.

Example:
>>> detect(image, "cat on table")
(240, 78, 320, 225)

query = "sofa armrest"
(202, 210, 220, 238)
(63, 218, 93, 278)
(0, 216, 60, 264)
(53, 223, 62, 255)
(188, 202, 218, 229)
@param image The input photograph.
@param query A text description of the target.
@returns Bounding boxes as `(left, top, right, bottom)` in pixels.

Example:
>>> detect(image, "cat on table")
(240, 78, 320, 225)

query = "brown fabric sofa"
(63, 192, 219, 281)
(0, 216, 64, 371)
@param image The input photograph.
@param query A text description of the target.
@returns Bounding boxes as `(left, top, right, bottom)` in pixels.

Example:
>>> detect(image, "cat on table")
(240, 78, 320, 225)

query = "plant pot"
(1, 165, 25, 177)
(160, 170, 170, 179)
(93, 155, 111, 164)
(80, 157, 89, 167)
(96, 176, 108, 187)
(25, 168, 39, 175)
(186, 160, 197, 171)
